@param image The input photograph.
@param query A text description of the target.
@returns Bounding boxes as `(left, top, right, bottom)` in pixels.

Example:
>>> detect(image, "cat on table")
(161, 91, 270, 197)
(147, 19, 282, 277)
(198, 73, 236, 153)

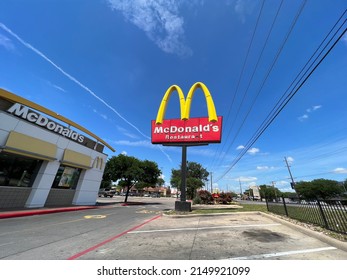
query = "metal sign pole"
(180, 145, 187, 202)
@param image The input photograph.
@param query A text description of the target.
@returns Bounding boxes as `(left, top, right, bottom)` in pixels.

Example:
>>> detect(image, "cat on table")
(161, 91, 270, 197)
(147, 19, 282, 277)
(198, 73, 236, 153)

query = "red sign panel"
(151, 116, 222, 144)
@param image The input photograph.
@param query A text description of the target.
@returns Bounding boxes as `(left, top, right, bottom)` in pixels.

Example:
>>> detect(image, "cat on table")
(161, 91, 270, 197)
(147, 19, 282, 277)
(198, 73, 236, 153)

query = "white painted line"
(228, 247, 337, 260)
(129, 223, 281, 234)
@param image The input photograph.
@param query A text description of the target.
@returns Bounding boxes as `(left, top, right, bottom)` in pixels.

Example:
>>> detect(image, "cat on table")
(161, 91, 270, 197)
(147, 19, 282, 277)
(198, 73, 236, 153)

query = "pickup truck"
(98, 189, 116, 198)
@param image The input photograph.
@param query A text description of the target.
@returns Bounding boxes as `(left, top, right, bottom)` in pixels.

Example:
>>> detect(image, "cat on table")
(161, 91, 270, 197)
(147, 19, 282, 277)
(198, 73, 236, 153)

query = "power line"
(212, 0, 306, 173)
(213, 0, 305, 172)
(209, 0, 266, 169)
(215, 8, 347, 183)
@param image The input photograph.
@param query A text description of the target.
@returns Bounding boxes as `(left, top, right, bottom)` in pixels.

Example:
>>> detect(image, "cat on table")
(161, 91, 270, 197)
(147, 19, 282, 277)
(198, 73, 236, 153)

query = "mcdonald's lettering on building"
(151, 82, 223, 145)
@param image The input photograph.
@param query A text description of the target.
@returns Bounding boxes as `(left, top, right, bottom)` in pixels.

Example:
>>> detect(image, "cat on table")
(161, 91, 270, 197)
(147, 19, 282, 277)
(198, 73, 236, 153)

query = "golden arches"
(155, 82, 218, 125)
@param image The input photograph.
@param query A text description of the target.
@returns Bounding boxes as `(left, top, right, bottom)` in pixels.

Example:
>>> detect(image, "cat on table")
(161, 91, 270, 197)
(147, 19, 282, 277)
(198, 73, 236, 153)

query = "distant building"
(0, 88, 115, 209)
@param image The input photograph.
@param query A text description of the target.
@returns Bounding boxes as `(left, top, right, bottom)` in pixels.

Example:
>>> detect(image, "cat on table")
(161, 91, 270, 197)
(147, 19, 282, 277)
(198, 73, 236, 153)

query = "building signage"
(152, 82, 222, 145)
(152, 116, 222, 144)
(7, 103, 85, 143)
(5, 101, 104, 150)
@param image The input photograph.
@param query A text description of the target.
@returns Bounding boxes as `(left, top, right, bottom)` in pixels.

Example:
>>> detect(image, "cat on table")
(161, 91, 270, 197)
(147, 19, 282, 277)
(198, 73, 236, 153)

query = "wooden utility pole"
(284, 157, 296, 190)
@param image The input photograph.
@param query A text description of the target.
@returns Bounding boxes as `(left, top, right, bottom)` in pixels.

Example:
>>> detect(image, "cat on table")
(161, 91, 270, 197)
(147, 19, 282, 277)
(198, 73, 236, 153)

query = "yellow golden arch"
(155, 82, 218, 125)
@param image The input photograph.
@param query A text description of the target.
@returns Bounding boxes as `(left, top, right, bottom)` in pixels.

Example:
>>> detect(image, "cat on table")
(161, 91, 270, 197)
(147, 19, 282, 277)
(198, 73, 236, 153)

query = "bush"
(196, 190, 213, 204)
(216, 192, 233, 204)
(193, 196, 202, 205)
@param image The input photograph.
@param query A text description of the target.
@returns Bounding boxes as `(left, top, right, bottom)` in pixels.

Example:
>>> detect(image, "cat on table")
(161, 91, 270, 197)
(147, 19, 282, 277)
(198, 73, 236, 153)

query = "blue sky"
(0, 0, 346, 193)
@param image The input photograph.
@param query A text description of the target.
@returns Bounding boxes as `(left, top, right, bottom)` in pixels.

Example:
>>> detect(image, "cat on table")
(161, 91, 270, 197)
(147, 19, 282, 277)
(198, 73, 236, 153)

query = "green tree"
(295, 178, 344, 200)
(170, 161, 209, 200)
(103, 154, 161, 202)
(258, 184, 282, 201)
(156, 177, 165, 187)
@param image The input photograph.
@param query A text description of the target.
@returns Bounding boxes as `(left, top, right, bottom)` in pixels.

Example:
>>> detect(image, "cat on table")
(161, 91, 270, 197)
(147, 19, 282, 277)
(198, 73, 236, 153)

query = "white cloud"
(333, 167, 347, 174)
(236, 145, 245, 150)
(112, 139, 153, 148)
(256, 165, 274, 170)
(299, 105, 322, 121)
(121, 151, 127, 155)
(286, 156, 294, 163)
(312, 105, 322, 111)
(0, 33, 15, 51)
(298, 114, 308, 122)
(247, 147, 259, 155)
(237, 176, 257, 182)
(107, 0, 192, 57)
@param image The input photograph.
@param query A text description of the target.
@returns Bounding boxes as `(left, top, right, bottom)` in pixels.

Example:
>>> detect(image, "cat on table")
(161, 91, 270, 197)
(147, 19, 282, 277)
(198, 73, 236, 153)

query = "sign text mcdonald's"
(151, 82, 222, 145)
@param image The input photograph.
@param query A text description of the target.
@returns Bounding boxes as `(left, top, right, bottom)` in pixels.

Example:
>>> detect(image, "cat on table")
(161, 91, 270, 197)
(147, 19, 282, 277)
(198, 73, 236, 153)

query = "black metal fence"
(266, 197, 347, 234)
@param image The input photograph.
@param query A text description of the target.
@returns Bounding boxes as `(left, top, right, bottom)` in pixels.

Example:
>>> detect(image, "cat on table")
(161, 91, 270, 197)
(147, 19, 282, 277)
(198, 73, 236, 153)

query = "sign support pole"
(175, 145, 191, 212)
(180, 145, 187, 202)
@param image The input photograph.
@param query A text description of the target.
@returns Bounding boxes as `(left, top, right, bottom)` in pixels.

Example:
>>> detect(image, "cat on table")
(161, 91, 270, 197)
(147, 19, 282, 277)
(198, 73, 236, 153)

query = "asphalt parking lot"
(76, 211, 347, 260)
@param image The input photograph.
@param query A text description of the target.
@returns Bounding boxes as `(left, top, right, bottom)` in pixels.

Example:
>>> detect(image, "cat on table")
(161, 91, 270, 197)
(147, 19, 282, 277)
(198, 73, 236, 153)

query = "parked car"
(98, 189, 115, 198)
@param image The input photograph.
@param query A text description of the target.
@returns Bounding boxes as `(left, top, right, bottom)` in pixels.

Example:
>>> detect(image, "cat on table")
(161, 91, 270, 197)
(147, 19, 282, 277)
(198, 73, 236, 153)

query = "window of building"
(51, 165, 81, 189)
(0, 152, 42, 187)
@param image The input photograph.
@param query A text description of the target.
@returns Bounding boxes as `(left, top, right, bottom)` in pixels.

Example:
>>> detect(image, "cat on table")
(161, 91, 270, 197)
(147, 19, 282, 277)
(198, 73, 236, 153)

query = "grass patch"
(191, 204, 267, 214)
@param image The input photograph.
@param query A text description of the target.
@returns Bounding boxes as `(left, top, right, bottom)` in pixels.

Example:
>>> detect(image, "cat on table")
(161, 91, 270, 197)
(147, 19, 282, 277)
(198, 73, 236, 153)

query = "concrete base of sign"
(175, 201, 192, 212)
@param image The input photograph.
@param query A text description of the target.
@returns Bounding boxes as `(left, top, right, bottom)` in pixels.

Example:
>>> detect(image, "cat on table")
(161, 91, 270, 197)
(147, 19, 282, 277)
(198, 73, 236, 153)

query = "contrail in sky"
(0, 22, 172, 162)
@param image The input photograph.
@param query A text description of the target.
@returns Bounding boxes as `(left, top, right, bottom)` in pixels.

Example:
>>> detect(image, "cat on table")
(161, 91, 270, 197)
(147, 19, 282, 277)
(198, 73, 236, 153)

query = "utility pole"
(284, 157, 296, 190)
(239, 178, 242, 197)
(271, 181, 278, 201)
(210, 172, 213, 193)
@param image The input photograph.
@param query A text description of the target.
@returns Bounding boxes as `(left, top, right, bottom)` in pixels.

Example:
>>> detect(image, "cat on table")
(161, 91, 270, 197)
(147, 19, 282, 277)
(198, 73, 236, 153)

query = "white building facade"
(0, 88, 115, 209)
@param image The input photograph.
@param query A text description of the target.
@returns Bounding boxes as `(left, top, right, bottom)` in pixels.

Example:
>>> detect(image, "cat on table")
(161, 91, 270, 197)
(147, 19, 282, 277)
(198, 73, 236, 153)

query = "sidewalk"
(0, 205, 98, 219)
(0, 200, 150, 219)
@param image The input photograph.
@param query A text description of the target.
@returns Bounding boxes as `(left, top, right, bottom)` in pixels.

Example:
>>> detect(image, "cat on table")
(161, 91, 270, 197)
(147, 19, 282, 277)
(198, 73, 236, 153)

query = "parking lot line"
(228, 247, 337, 260)
(67, 215, 161, 260)
(129, 223, 281, 234)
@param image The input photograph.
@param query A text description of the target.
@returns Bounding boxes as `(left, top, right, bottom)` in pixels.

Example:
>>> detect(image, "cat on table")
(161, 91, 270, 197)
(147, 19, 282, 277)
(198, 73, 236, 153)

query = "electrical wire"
(215, 8, 347, 183)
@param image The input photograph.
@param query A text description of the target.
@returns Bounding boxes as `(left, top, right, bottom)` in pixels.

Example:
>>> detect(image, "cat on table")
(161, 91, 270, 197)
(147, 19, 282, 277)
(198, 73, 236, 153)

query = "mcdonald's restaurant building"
(0, 88, 114, 209)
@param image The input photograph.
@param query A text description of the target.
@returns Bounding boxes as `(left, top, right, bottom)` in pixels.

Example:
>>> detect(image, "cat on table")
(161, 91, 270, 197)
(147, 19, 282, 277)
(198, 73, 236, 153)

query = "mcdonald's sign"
(151, 82, 222, 145)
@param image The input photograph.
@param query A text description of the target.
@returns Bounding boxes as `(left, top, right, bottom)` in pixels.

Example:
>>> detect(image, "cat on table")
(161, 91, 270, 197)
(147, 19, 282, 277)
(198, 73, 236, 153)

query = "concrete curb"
(163, 211, 262, 218)
(0, 206, 98, 219)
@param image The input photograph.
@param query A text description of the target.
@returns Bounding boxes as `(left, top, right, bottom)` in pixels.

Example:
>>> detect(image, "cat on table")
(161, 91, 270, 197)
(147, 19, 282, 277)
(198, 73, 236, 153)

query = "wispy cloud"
(333, 167, 347, 174)
(256, 165, 274, 170)
(0, 33, 15, 51)
(0, 22, 172, 161)
(286, 156, 294, 163)
(236, 145, 260, 155)
(247, 147, 260, 155)
(237, 176, 257, 182)
(230, 0, 258, 23)
(0, 23, 149, 138)
(117, 126, 139, 139)
(107, 0, 192, 57)
(298, 105, 322, 121)
(46, 81, 66, 93)
(52, 84, 66, 92)
(93, 109, 108, 120)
